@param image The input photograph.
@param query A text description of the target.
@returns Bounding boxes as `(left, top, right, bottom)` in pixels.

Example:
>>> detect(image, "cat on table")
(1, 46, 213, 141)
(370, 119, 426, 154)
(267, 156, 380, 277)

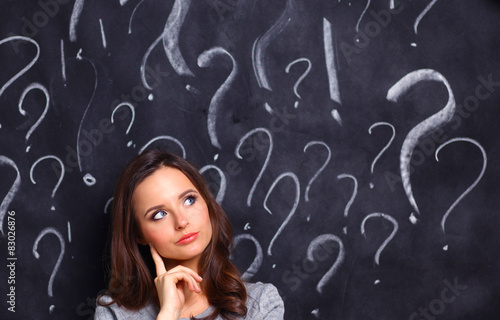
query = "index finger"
(149, 243, 167, 276)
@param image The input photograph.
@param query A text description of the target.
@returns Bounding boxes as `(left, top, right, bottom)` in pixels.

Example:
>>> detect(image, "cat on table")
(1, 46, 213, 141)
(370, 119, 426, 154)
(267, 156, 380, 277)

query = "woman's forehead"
(133, 167, 197, 200)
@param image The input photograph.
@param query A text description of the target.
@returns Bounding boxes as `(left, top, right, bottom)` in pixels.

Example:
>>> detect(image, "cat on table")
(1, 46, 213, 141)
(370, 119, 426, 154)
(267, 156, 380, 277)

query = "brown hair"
(99, 149, 247, 319)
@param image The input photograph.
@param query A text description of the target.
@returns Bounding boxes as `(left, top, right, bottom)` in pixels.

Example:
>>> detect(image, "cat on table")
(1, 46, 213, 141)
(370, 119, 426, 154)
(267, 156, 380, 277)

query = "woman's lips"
(176, 232, 199, 244)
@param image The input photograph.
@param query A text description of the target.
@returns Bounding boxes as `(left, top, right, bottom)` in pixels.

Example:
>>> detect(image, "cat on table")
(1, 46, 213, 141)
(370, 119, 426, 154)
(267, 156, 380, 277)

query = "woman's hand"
(150, 244, 203, 320)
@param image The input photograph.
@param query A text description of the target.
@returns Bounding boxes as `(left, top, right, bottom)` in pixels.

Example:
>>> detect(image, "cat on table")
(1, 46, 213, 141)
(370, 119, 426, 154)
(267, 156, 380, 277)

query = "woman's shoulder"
(245, 281, 279, 297)
(244, 282, 284, 319)
(94, 295, 159, 320)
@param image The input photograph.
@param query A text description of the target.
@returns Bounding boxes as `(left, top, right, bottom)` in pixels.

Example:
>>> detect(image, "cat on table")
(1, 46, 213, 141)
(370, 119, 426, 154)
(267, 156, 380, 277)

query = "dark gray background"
(0, 0, 499, 319)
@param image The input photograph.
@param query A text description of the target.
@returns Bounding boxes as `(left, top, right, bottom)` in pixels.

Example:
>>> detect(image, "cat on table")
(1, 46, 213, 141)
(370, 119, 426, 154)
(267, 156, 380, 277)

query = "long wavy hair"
(99, 149, 247, 320)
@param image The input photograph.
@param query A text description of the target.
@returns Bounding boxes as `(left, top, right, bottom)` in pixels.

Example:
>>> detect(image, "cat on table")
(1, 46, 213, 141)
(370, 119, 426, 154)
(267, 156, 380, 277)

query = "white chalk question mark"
(337, 174, 359, 234)
(70, 54, 99, 186)
(32, 227, 65, 313)
(0, 36, 40, 99)
(197, 47, 238, 149)
(30, 155, 65, 210)
(303, 141, 331, 202)
(235, 128, 273, 207)
(435, 137, 487, 234)
(360, 212, 399, 266)
(111, 102, 136, 147)
(285, 58, 312, 108)
(387, 69, 456, 217)
(18, 83, 50, 143)
(0, 156, 21, 236)
(231, 234, 263, 281)
(368, 122, 395, 188)
(337, 174, 358, 220)
(199, 164, 227, 204)
(264, 172, 300, 256)
(306, 234, 345, 294)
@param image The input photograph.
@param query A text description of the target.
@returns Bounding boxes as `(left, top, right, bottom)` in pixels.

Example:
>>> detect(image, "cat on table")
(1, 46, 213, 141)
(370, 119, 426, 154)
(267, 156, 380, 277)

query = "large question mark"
(18, 83, 50, 143)
(138, 135, 186, 158)
(285, 58, 312, 108)
(111, 102, 136, 147)
(264, 172, 300, 256)
(360, 212, 399, 266)
(0, 36, 40, 99)
(414, 0, 439, 34)
(435, 138, 487, 234)
(30, 155, 65, 210)
(368, 122, 396, 188)
(235, 128, 273, 207)
(231, 234, 263, 281)
(32, 227, 65, 307)
(0, 156, 21, 236)
(199, 165, 227, 203)
(387, 69, 456, 217)
(306, 234, 345, 294)
(197, 47, 238, 149)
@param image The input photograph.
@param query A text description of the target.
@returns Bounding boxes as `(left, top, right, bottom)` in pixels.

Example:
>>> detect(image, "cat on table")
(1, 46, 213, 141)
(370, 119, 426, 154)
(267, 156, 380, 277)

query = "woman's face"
(132, 166, 212, 268)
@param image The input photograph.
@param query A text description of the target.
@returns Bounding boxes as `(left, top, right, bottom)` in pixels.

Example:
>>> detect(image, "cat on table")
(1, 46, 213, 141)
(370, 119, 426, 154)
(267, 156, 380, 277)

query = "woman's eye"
(152, 210, 167, 220)
(184, 195, 196, 206)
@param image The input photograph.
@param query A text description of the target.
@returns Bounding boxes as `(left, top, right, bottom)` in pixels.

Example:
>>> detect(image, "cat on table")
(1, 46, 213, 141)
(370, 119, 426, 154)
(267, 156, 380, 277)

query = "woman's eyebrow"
(178, 189, 197, 199)
(143, 189, 197, 217)
(143, 205, 164, 218)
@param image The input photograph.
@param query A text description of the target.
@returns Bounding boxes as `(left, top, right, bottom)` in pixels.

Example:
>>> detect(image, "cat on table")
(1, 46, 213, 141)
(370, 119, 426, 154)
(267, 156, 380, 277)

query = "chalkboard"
(1, 0, 500, 319)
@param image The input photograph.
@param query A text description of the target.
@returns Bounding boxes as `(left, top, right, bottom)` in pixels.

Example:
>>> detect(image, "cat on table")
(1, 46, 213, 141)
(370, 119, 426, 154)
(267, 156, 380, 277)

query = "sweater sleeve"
(93, 295, 159, 320)
(94, 296, 117, 320)
(246, 282, 285, 319)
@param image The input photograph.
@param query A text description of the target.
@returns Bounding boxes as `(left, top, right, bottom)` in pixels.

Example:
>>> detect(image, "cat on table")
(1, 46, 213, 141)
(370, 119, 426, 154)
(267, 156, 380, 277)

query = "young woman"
(95, 150, 284, 320)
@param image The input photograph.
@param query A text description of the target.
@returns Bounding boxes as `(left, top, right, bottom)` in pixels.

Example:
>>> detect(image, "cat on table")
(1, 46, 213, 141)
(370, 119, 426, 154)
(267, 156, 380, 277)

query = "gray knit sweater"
(95, 282, 284, 320)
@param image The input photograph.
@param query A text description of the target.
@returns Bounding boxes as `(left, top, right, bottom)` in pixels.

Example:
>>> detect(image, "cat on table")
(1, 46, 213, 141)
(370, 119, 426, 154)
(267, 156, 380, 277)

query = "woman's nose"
(175, 213, 189, 230)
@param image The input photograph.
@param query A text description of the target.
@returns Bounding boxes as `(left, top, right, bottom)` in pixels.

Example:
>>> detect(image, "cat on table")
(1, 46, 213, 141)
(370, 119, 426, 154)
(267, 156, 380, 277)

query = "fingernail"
(148, 242, 151, 247)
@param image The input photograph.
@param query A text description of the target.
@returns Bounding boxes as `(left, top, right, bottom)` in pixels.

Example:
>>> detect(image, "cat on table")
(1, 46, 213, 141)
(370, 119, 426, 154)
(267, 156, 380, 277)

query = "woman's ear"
(135, 227, 147, 245)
